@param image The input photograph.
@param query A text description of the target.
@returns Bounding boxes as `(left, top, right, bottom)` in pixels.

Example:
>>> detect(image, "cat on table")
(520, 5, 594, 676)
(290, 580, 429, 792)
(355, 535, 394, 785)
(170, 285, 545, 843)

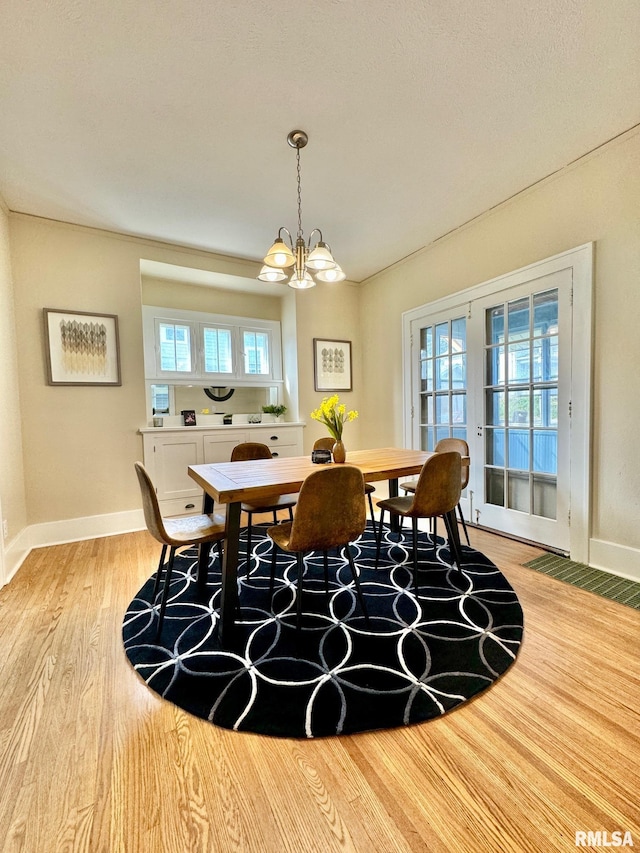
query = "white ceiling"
(1, 1, 639, 283)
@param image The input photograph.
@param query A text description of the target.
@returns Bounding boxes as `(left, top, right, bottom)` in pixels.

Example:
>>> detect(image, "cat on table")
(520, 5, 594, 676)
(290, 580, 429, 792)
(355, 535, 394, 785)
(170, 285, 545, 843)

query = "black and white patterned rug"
(123, 522, 524, 738)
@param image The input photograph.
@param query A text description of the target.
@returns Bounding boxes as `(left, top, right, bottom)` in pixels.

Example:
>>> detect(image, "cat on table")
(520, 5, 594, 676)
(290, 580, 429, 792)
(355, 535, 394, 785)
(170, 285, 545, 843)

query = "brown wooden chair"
(375, 451, 464, 597)
(401, 437, 471, 545)
(134, 462, 226, 639)
(230, 442, 297, 581)
(267, 465, 369, 631)
(313, 436, 378, 536)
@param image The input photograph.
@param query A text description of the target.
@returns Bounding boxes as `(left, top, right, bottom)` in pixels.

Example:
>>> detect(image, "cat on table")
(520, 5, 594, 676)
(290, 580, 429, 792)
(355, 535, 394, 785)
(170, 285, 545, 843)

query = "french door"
(468, 272, 571, 550)
(405, 249, 590, 555)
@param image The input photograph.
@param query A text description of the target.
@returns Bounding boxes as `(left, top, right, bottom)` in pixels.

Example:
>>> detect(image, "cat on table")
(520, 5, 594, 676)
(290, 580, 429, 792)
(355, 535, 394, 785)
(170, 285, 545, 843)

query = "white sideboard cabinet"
(140, 423, 304, 517)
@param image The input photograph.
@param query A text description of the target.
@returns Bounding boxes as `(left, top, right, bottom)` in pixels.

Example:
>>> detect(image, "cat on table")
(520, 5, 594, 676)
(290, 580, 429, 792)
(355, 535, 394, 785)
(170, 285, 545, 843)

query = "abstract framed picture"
(313, 338, 352, 391)
(43, 308, 122, 386)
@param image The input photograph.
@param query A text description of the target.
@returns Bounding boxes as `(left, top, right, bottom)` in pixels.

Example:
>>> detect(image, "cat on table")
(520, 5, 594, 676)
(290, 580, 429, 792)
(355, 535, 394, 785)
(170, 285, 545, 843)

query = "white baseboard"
(2, 509, 146, 585)
(589, 537, 640, 583)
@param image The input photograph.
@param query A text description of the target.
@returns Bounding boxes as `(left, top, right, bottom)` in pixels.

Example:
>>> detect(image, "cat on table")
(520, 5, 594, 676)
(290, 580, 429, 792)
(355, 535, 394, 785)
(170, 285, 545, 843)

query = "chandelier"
(258, 130, 345, 289)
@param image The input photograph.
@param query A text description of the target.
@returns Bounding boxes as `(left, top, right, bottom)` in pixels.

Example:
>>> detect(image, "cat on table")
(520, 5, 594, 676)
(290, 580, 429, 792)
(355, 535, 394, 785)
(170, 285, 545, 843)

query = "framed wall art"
(44, 308, 121, 386)
(313, 338, 352, 392)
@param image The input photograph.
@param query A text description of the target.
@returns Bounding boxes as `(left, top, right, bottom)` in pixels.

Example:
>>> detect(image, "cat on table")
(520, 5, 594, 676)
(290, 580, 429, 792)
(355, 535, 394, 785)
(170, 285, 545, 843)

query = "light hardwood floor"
(0, 527, 638, 852)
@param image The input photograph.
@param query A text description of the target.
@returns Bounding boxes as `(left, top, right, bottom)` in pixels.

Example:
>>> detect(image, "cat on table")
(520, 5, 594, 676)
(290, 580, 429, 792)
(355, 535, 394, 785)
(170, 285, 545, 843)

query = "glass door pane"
(418, 316, 467, 450)
(484, 289, 559, 520)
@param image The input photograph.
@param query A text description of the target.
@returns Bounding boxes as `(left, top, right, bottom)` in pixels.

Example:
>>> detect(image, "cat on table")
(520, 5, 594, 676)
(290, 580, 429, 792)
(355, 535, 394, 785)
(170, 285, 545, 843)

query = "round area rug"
(123, 522, 524, 738)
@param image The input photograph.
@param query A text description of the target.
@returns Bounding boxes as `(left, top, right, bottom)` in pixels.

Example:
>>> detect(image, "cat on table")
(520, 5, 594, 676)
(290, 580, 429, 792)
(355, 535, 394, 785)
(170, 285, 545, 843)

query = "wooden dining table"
(188, 446, 457, 646)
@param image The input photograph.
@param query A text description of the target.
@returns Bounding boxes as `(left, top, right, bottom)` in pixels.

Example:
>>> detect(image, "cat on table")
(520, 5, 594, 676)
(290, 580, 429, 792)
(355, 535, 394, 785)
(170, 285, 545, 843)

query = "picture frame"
(313, 338, 352, 392)
(181, 409, 197, 426)
(43, 308, 121, 386)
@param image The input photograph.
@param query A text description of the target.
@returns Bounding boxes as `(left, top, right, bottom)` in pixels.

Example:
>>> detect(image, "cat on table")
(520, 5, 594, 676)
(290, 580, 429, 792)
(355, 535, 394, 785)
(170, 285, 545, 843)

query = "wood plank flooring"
(0, 527, 638, 852)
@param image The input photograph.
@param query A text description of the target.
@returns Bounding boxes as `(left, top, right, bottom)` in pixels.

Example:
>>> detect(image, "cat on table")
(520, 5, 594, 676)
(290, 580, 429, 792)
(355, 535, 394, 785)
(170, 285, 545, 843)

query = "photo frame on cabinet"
(43, 308, 121, 386)
(313, 338, 352, 391)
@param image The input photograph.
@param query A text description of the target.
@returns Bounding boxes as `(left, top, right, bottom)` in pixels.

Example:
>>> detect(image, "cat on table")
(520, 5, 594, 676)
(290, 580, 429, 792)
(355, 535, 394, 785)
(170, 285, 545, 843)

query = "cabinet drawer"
(250, 426, 303, 449)
(267, 444, 299, 458)
(158, 496, 203, 517)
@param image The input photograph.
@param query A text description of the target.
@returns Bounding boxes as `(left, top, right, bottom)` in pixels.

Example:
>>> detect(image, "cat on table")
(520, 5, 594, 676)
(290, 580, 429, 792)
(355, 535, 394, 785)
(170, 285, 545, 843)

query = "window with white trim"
(143, 306, 282, 385)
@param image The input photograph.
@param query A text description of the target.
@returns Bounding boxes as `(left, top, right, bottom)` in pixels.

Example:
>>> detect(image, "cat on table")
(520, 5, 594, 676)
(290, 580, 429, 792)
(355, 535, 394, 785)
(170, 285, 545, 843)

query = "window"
(143, 305, 282, 385)
(158, 321, 192, 373)
(243, 329, 270, 376)
(202, 326, 233, 374)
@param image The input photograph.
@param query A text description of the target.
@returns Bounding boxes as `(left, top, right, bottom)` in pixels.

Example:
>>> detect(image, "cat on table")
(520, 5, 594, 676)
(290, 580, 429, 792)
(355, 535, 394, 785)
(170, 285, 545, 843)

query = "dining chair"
(375, 451, 464, 597)
(134, 462, 226, 639)
(267, 465, 369, 631)
(230, 442, 297, 582)
(312, 436, 378, 536)
(401, 437, 471, 545)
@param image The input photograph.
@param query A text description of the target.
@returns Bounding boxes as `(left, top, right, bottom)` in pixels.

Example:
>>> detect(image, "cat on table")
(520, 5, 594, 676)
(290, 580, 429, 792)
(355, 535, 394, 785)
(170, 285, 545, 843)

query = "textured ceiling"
(1, 0, 639, 282)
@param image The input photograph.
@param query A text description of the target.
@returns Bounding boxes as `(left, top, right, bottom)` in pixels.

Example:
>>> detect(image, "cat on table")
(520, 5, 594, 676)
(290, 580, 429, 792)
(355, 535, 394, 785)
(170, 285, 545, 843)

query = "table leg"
(218, 501, 242, 647)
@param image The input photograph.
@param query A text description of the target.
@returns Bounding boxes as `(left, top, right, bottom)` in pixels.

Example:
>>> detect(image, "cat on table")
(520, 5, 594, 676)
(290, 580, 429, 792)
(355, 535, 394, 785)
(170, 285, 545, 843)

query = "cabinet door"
(203, 430, 248, 464)
(152, 434, 203, 501)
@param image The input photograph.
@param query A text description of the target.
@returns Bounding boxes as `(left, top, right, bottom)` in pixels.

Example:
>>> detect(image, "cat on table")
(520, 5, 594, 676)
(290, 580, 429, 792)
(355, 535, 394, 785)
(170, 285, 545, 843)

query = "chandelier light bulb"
(306, 242, 336, 271)
(258, 265, 288, 282)
(288, 269, 316, 289)
(315, 264, 346, 282)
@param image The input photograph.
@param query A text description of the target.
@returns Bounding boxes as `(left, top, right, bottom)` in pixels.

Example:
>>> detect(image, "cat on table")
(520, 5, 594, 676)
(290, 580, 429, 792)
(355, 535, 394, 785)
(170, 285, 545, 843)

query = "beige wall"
(359, 128, 640, 552)
(141, 276, 283, 320)
(294, 280, 363, 451)
(0, 200, 27, 551)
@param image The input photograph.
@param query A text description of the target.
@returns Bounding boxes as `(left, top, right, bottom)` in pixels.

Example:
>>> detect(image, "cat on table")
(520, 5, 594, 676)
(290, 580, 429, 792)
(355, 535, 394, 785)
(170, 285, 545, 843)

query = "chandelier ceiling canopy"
(258, 130, 345, 289)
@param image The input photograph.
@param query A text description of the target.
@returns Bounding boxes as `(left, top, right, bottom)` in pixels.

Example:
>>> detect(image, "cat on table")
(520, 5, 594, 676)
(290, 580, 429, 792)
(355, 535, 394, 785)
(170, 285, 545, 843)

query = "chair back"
(287, 466, 366, 553)
(231, 442, 273, 462)
(409, 452, 462, 518)
(435, 437, 470, 489)
(313, 436, 335, 452)
(134, 462, 170, 546)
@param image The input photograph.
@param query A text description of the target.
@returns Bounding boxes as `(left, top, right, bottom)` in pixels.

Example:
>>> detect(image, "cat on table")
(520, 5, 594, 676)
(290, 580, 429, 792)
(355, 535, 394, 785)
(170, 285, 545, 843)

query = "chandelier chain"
(296, 145, 303, 239)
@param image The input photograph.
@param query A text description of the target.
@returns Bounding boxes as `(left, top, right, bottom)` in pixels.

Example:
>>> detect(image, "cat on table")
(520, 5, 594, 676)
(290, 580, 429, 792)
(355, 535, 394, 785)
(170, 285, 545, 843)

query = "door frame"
(402, 243, 593, 562)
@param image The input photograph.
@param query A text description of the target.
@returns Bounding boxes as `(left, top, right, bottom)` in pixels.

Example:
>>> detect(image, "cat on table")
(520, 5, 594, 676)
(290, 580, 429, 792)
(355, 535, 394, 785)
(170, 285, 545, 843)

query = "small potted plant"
(262, 404, 287, 423)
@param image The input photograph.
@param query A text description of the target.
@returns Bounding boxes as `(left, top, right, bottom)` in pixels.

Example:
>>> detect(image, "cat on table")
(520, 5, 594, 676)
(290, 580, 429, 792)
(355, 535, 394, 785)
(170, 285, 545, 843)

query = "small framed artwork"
(181, 409, 197, 426)
(313, 338, 352, 392)
(43, 308, 121, 386)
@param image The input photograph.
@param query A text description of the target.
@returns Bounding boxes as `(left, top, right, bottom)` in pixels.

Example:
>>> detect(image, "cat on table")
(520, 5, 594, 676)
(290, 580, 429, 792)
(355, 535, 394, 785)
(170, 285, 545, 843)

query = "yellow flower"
(310, 395, 358, 441)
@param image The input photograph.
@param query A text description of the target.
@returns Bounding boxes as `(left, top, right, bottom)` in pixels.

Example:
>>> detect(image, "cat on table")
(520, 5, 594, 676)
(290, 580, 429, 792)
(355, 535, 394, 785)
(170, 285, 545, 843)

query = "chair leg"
(245, 513, 253, 582)
(156, 546, 177, 639)
(345, 545, 369, 624)
(366, 491, 377, 538)
(457, 502, 471, 546)
(269, 541, 278, 602)
(288, 506, 294, 522)
(374, 508, 386, 567)
(296, 553, 304, 632)
(152, 543, 167, 600)
(442, 510, 464, 577)
(323, 551, 330, 594)
(412, 517, 420, 599)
